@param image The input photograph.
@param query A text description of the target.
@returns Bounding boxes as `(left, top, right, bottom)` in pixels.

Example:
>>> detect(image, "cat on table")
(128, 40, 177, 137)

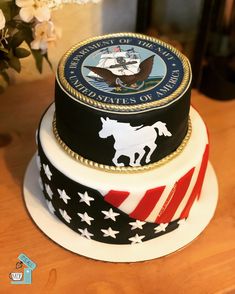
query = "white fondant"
(46, 200, 55, 215)
(118, 189, 148, 214)
(99, 117, 172, 167)
(39, 105, 208, 223)
(177, 219, 187, 230)
(35, 129, 38, 145)
(36, 153, 41, 170)
(38, 177, 43, 190)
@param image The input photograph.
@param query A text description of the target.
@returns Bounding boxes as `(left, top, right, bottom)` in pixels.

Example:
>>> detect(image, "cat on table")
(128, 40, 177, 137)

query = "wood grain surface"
(0, 77, 235, 294)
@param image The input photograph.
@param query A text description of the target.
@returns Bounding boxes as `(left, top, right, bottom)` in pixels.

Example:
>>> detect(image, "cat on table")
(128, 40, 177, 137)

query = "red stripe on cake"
(155, 183, 177, 222)
(180, 144, 209, 219)
(197, 144, 209, 199)
(129, 186, 165, 221)
(104, 190, 130, 207)
(156, 167, 195, 223)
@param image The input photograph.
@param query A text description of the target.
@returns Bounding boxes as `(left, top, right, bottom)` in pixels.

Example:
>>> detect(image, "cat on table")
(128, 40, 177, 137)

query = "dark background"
(135, 0, 235, 100)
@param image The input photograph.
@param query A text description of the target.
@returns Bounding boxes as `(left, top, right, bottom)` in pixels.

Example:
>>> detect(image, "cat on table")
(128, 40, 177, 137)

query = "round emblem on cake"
(57, 33, 191, 113)
(82, 45, 166, 95)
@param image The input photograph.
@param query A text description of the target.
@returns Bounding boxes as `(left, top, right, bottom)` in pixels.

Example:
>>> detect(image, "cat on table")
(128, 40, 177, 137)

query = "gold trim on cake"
(52, 116, 192, 173)
(57, 32, 192, 113)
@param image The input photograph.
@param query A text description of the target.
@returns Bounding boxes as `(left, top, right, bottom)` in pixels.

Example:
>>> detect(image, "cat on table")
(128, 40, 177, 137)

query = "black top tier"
(54, 33, 192, 171)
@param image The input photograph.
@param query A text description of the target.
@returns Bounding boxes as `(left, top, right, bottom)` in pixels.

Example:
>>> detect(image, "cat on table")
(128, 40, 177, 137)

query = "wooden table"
(0, 76, 235, 294)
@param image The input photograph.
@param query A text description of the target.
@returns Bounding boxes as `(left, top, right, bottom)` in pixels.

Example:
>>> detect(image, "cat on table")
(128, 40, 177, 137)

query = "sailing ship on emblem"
(84, 46, 164, 93)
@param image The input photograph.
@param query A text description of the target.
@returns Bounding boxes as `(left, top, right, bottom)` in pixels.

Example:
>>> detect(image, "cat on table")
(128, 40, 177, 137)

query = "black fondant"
(54, 34, 191, 168)
(55, 82, 191, 167)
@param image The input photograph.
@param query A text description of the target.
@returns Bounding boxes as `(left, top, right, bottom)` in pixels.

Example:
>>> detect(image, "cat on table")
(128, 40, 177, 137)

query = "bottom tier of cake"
(37, 105, 209, 245)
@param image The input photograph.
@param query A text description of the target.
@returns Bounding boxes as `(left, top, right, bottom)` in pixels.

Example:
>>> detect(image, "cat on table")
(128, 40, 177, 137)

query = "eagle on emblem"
(85, 55, 154, 90)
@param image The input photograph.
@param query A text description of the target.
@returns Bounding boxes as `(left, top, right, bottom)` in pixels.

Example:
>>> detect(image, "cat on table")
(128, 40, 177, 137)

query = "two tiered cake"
(36, 33, 209, 245)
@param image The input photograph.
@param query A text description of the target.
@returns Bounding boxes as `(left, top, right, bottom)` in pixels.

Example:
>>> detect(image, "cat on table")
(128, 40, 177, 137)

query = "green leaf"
(31, 50, 43, 73)
(8, 56, 21, 73)
(14, 47, 31, 58)
(11, 31, 25, 48)
(44, 53, 53, 70)
(18, 25, 34, 45)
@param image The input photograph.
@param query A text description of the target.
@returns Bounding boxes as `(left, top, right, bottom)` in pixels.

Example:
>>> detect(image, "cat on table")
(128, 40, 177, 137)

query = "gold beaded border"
(57, 32, 192, 113)
(52, 115, 192, 173)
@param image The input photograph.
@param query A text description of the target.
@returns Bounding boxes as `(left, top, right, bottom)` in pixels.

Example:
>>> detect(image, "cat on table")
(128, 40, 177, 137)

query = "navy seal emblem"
(83, 45, 165, 94)
(61, 34, 187, 110)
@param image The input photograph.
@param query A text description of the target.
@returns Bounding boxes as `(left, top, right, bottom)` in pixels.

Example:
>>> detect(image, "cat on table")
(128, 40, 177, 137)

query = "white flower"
(31, 21, 56, 54)
(16, 0, 51, 23)
(0, 9, 6, 30)
(47, 0, 62, 9)
(61, 0, 101, 3)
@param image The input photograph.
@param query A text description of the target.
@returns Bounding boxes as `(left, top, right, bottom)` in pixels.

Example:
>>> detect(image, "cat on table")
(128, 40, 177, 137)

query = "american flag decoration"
(37, 138, 209, 245)
(113, 45, 121, 52)
(103, 144, 209, 224)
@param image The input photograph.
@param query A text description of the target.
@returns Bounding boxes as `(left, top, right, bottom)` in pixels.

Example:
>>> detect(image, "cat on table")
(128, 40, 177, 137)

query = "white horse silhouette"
(99, 117, 172, 167)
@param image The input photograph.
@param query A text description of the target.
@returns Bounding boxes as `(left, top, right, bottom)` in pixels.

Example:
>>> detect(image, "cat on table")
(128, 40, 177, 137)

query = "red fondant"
(155, 184, 177, 222)
(156, 167, 195, 223)
(129, 186, 165, 221)
(197, 144, 209, 199)
(180, 144, 209, 219)
(104, 190, 130, 207)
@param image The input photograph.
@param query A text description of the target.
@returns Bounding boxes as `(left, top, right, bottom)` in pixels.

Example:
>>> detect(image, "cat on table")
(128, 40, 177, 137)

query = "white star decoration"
(154, 223, 169, 233)
(78, 228, 94, 240)
(77, 212, 94, 225)
(36, 154, 41, 170)
(101, 227, 119, 239)
(45, 184, 53, 199)
(57, 189, 71, 204)
(46, 200, 55, 215)
(43, 164, 52, 180)
(129, 220, 146, 230)
(78, 191, 94, 206)
(101, 208, 120, 221)
(128, 234, 145, 244)
(59, 209, 71, 223)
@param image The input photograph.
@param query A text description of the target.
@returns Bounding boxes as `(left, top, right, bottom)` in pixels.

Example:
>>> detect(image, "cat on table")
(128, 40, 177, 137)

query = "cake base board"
(23, 156, 218, 262)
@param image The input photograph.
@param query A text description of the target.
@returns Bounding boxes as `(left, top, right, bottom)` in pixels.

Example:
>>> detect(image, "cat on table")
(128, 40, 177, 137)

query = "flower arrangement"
(0, 0, 100, 93)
